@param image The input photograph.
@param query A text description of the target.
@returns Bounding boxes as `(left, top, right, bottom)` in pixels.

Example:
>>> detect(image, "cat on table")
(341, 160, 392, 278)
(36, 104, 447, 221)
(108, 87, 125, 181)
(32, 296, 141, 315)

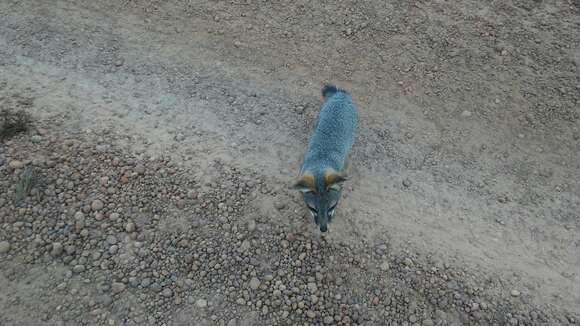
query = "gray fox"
(292, 84, 357, 232)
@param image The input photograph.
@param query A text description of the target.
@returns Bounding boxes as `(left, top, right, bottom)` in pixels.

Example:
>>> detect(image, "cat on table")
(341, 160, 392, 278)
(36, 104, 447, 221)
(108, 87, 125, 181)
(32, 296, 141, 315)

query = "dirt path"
(1, 0, 579, 325)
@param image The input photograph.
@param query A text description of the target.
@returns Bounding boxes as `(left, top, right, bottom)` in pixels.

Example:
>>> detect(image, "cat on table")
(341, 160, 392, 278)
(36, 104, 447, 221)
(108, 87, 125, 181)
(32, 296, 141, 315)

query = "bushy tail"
(322, 84, 347, 100)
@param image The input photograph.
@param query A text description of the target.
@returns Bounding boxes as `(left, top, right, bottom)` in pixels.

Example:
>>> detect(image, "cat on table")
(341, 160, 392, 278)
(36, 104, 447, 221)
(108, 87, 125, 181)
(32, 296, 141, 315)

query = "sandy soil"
(0, 0, 579, 325)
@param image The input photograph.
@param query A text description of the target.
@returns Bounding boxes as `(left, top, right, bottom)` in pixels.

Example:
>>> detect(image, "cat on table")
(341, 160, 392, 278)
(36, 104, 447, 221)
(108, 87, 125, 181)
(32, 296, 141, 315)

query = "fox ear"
(324, 168, 347, 190)
(291, 172, 316, 193)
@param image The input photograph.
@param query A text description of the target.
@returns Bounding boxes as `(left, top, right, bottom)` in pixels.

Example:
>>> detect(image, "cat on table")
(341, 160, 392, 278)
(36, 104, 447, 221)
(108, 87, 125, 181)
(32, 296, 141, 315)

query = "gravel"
(0, 129, 573, 325)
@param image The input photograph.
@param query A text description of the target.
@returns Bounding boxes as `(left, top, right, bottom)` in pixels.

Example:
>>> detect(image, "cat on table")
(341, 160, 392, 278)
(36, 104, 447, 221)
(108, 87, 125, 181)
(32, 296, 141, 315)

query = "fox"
(292, 84, 357, 232)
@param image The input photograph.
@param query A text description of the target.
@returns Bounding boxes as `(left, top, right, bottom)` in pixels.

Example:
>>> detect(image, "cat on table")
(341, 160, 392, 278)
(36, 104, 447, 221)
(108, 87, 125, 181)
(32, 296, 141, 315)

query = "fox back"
(293, 85, 357, 232)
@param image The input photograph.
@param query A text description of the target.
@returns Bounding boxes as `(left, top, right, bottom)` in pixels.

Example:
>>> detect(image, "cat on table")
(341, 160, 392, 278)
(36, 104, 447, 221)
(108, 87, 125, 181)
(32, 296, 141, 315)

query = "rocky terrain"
(1, 0, 579, 325)
(0, 124, 575, 325)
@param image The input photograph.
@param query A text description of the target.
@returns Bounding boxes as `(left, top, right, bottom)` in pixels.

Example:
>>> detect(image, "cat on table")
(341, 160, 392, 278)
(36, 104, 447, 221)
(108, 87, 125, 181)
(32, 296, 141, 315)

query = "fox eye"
(307, 205, 317, 214)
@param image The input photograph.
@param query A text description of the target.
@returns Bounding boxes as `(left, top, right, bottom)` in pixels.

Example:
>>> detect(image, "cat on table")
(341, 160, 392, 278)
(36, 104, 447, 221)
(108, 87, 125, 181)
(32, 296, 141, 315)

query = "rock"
(227, 319, 240, 326)
(125, 222, 136, 233)
(91, 199, 104, 211)
(324, 316, 334, 324)
(402, 178, 412, 188)
(274, 201, 286, 210)
(307, 282, 318, 293)
(9, 160, 25, 169)
(380, 261, 390, 271)
(403, 257, 413, 266)
(196, 299, 208, 308)
(161, 288, 173, 298)
(111, 282, 126, 294)
(247, 219, 256, 232)
(461, 110, 472, 117)
(249, 277, 260, 290)
(281, 240, 289, 249)
(306, 310, 316, 318)
(51, 242, 64, 256)
(106, 235, 117, 245)
(236, 298, 246, 305)
(0, 241, 11, 254)
(73, 265, 85, 273)
(511, 290, 521, 297)
(134, 164, 145, 175)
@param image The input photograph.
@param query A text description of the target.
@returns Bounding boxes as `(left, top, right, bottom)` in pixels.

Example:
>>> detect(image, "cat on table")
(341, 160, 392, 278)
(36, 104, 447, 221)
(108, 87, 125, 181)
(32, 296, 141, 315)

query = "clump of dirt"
(0, 108, 32, 140)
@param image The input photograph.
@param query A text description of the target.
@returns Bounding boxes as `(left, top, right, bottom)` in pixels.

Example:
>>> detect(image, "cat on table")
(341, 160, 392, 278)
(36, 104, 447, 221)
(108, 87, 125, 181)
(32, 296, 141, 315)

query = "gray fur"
(295, 85, 357, 232)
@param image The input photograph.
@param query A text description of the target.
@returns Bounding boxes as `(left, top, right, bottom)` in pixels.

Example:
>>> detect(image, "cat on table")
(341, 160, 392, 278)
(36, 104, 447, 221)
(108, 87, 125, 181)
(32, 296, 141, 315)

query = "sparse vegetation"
(14, 167, 39, 205)
(0, 108, 32, 140)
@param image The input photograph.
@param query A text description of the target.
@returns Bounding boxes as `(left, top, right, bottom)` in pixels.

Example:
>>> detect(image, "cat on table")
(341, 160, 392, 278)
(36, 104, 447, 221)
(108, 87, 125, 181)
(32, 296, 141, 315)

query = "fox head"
(292, 168, 347, 232)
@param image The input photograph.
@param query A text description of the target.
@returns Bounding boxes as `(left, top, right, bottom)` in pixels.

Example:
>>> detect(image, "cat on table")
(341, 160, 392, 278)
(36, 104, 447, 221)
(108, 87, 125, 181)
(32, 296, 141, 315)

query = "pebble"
(106, 235, 118, 245)
(249, 277, 260, 290)
(307, 282, 318, 293)
(247, 219, 256, 232)
(227, 319, 239, 326)
(91, 199, 104, 211)
(72, 265, 85, 273)
(111, 282, 126, 294)
(0, 241, 11, 254)
(380, 261, 390, 271)
(274, 201, 286, 210)
(511, 290, 521, 297)
(125, 222, 136, 233)
(196, 299, 208, 308)
(134, 164, 145, 175)
(324, 316, 334, 324)
(306, 310, 316, 318)
(8, 160, 25, 169)
(51, 242, 64, 256)
(161, 288, 173, 298)
(461, 110, 472, 117)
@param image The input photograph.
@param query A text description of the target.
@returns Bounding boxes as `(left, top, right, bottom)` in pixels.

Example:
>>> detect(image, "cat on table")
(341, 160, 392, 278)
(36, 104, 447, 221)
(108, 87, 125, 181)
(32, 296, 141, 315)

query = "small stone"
(423, 319, 434, 326)
(307, 282, 318, 293)
(247, 219, 256, 232)
(106, 235, 118, 245)
(249, 277, 260, 290)
(0, 241, 11, 254)
(8, 160, 25, 169)
(461, 110, 472, 117)
(227, 319, 239, 326)
(134, 164, 145, 175)
(125, 222, 136, 233)
(511, 290, 520, 297)
(73, 265, 85, 273)
(161, 288, 173, 298)
(111, 282, 126, 294)
(380, 261, 390, 271)
(236, 298, 246, 305)
(196, 299, 208, 308)
(306, 310, 316, 318)
(324, 316, 334, 324)
(281, 240, 289, 249)
(403, 257, 413, 266)
(91, 199, 104, 211)
(372, 297, 380, 305)
(402, 179, 412, 188)
(51, 242, 64, 256)
(109, 245, 119, 255)
(274, 201, 286, 210)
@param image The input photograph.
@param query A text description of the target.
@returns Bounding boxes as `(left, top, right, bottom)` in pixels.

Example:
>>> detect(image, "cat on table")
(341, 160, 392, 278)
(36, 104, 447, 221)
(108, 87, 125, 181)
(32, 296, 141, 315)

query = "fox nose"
(320, 225, 328, 232)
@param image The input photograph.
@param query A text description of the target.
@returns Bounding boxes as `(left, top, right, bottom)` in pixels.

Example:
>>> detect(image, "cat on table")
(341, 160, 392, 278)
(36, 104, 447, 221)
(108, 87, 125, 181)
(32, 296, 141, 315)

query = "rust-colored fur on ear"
(292, 171, 317, 192)
(324, 168, 347, 190)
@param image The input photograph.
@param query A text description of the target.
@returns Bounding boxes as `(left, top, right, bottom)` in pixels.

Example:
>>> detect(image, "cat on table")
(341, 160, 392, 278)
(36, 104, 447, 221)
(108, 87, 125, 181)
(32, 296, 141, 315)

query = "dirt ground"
(0, 0, 579, 325)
